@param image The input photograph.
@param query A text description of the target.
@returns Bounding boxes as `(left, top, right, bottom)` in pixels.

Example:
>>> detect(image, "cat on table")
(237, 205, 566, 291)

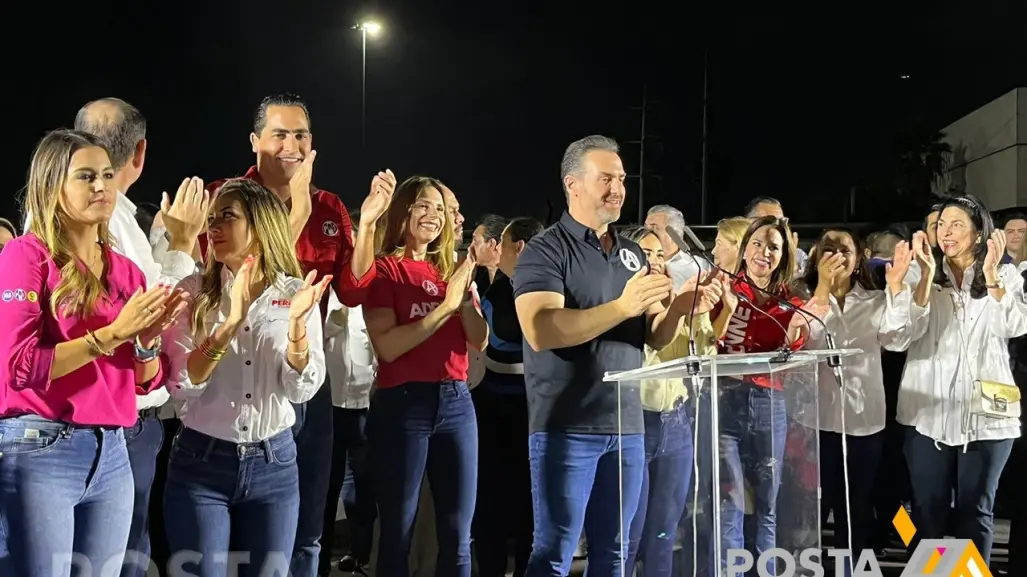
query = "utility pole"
(628, 85, 662, 223)
(637, 84, 648, 223)
(700, 51, 709, 225)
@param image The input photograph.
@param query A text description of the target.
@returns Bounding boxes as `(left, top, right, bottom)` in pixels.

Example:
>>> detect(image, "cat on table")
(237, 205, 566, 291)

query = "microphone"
(683, 250, 705, 377)
(666, 228, 706, 376)
(688, 249, 846, 385)
(680, 224, 706, 252)
(775, 294, 844, 386)
(668, 229, 794, 361)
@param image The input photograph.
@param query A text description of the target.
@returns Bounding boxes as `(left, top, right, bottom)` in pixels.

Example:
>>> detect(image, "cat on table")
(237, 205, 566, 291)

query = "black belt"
(138, 408, 160, 420)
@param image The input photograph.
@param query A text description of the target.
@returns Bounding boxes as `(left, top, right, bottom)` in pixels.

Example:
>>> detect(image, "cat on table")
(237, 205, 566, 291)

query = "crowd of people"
(0, 93, 1026, 577)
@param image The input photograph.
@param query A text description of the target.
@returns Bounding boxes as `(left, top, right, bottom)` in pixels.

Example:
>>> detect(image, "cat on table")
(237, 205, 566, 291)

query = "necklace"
(77, 244, 101, 268)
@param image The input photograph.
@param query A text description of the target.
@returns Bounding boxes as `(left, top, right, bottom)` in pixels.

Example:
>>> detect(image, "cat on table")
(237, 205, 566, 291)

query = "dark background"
(3, 0, 1025, 228)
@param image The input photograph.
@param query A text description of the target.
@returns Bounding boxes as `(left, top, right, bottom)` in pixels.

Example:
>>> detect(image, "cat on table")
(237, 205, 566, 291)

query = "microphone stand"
(722, 263, 855, 576)
(684, 253, 704, 378)
(770, 293, 844, 388)
(689, 246, 854, 574)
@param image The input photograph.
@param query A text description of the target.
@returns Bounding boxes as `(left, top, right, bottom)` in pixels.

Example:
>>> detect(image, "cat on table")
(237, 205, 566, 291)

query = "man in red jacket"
(205, 93, 353, 577)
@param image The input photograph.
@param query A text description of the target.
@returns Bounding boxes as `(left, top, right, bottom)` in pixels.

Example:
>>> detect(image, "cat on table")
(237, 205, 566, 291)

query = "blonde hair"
(716, 217, 750, 247)
(191, 179, 303, 337)
(376, 176, 456, 280)
(24, 129, 115, 318)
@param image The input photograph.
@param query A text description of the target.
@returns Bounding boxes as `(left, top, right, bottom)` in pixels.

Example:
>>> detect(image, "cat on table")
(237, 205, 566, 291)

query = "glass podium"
(604, 349, 863, 577)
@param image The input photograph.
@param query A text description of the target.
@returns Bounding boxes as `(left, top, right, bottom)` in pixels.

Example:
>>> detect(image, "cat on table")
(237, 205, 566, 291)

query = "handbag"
(951, 290, 1023, 420)
(970, 380, 1022, 419)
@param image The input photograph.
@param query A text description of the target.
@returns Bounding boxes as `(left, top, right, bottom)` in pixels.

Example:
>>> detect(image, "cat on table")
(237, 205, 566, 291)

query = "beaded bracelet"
(133, 336, 162, 363)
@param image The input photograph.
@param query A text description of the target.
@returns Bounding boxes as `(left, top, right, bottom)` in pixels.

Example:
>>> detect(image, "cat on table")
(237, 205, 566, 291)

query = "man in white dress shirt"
(645, 204, 705, 291)
(60, 98, 207, 577)
(321, 288, 378, 575)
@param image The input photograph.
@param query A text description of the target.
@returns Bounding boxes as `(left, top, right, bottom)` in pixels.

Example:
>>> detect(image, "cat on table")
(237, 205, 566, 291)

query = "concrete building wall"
(935, 88, 1026, 210)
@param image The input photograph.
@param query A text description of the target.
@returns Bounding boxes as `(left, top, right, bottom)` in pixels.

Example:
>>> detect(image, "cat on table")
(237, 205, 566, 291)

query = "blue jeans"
(290, 382, 334, 577)
(525, 432, 645, 577)
(164, 427, 300, 577)
(321, 406, 376, 573)
(718, 385, 787, 573)
(368, 381, 478, 577)
(0, 415, 134, 577)
(627, 407, 694, 577)
(122, 412, 164, 577)
(904, 427, 1013, 564)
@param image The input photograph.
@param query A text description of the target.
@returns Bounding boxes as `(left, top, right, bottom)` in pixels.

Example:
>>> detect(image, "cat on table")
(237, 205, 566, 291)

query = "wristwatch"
(986, 279, 1004, 290)
(134, 336, 162, 361)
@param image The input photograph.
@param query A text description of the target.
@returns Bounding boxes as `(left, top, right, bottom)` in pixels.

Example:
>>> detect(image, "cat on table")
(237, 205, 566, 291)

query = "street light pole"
(353, 20, 381, 147)
(361, 26, 367, 146)
(700, 50, 709, 225)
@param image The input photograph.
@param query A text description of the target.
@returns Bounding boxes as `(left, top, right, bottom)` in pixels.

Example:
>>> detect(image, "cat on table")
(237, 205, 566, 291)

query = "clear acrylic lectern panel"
(604, 350, 862, 577)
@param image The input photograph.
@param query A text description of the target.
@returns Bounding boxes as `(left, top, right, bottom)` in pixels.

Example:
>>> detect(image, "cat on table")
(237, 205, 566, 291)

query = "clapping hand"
(161, 177, 211, 245)
(290, 271, 333, 322)
(716, 271, 739, 311)
(885, 241, 912, 292)
(617, 268, 673, 318)
(444, 246, 477, 312)
(137, 288, 192, 347)
(360, 169, 397, 227)
(109, 285, 175, 344)
(983, 229, 1007, 278)
(671, 272, 724, 316)
(800, 298, 830, 319)
(787, 297, 830, 334)
(911, 231, 935, 274)
(693, 273, 725, 314)
(227, 255, 259, 325)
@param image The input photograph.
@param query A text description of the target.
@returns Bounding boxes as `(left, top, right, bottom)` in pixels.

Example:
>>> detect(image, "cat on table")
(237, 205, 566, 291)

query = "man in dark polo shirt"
(514, 135, 721, 577)
(205, 93, 354, 577)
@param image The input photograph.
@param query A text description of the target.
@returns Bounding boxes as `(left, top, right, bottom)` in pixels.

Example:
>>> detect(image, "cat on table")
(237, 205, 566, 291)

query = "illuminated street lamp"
(361, 21, 381, 36)
(352, 20, 383, 145)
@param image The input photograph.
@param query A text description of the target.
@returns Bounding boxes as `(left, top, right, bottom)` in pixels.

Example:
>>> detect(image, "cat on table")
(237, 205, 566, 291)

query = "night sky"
(4, 0, 1024, 230)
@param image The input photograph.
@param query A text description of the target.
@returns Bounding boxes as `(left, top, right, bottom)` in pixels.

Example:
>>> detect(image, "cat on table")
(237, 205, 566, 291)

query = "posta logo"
(726, 507, 994, 576)
(893, 507, 992, 577)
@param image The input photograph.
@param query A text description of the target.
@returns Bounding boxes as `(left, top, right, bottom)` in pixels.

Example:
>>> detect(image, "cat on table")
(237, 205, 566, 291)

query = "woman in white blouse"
(798, 227, 911, 562)
(882, 194, 1027, 564)
(163, 179, 329, 577)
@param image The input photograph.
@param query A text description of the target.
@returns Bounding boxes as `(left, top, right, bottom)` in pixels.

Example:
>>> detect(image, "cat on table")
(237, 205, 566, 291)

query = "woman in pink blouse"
(0, 130, 187, 577)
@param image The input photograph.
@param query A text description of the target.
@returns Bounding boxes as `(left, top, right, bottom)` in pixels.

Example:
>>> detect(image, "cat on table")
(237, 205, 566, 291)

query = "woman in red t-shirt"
(708, 215, 821, 573)
(362, 176, 488, 577)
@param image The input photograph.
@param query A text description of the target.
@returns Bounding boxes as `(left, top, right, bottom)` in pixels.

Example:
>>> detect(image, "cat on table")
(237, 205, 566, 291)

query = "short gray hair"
(74, 97, 146, 170)
(647, 205, 685, 237)
(560, 135, 620, 192)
